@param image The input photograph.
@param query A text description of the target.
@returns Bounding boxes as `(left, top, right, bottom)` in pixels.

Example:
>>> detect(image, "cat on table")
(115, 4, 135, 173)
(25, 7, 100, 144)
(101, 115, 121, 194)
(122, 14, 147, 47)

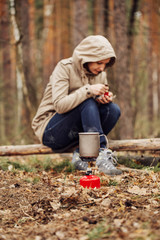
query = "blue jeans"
(42, 99, 120, 152)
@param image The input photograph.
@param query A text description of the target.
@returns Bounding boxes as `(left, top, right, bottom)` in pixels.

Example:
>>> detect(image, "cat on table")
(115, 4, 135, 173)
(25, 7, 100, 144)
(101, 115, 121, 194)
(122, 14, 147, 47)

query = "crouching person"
(32, 35, 122, 176)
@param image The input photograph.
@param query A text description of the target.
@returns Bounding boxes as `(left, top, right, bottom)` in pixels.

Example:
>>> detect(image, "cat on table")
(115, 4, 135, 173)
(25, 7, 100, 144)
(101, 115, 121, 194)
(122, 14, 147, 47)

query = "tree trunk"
(10, 0, 33, 125)
(148, 0, 159, 127)
(28, 0, 37, 108)
(61, 0, 71, 58)
(43, 0, 55, 87)
(113, 0, 133, 139)
(0, 0, 16, 143)
(72, 0, 89, 48)
(94, 0, 105, 35)
(15, 0, 37, 108)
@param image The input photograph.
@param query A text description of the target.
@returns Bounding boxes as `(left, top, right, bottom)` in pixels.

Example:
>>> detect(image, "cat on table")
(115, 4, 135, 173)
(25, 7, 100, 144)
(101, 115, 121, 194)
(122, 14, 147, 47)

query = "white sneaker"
(96, 148, 122, 175)
(72, 151, 88, 170)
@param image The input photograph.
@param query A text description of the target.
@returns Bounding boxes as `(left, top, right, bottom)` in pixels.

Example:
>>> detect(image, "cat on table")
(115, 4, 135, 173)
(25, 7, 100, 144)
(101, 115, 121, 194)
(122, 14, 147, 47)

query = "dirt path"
(0, 156, 160, 240)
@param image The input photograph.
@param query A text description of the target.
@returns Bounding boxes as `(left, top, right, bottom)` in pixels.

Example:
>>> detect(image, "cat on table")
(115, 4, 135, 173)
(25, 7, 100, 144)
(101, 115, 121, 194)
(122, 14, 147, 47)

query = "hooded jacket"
(32, 35, 116, 142)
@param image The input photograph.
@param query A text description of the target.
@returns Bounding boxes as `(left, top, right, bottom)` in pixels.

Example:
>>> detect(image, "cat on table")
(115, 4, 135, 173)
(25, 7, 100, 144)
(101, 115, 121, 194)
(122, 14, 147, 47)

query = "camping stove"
(79, 132, 101, 189)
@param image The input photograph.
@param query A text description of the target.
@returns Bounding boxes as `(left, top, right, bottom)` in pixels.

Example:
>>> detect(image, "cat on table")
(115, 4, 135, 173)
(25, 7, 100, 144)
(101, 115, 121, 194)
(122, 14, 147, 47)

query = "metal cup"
(79, 132, 100, 158)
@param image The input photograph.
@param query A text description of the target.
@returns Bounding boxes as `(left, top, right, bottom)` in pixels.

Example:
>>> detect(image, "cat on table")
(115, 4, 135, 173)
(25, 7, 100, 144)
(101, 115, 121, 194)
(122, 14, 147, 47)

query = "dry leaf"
(114, 218, 123, 227)
(55, 231, 65, 239)
(151, 188, 159, 194)
(50, 201, 61, 211)
(68, 174, 74, 181)
(101, 198, 111, 207)
(127, 186, 148, 195)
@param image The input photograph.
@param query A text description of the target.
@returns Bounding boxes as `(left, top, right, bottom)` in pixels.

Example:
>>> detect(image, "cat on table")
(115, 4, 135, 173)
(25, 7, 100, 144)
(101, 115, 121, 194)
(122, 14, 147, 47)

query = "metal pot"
(79, 132, 100, 158)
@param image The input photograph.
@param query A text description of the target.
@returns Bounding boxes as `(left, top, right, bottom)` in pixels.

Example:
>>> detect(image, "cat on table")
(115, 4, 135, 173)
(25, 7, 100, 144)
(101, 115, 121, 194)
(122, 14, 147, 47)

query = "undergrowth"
(118, 157, 144, 169)
(153, 162, 160, 173)
(118, 156, 160, 172)
(0, 155, 159, 174)
(0, 156, 75, 173)
(52, 159, 75, 173)
(0, 158, 34, 172)
(87, 221, 112, 239)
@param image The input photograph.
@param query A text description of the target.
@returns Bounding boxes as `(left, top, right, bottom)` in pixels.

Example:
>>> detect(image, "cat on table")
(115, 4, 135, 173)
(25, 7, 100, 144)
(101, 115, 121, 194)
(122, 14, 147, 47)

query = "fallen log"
(0, 138, 160, 156)
(0, 144, 55, 156)
(0, 144, 77, 156)
(109, 138, 160, 151)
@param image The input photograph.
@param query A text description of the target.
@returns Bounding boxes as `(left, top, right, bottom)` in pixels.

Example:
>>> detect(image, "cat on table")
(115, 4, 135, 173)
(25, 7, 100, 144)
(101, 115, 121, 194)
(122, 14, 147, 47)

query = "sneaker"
(96, 148, 122, 175)
(103, 149, 118, 166)
(72, 151, 88, 170)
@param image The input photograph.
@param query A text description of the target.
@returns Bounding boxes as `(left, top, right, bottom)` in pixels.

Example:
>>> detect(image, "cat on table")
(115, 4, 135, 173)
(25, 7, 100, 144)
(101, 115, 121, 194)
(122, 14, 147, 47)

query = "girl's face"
(87, 58, 111, 75)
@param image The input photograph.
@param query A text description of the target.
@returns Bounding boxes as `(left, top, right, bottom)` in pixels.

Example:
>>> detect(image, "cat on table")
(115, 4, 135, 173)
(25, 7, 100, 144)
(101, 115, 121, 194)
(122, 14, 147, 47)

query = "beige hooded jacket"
(32, 35, 116, 142)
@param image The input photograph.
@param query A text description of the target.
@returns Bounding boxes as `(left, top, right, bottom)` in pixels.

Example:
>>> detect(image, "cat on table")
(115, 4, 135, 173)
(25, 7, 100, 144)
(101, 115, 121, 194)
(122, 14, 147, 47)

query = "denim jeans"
(42, 98, 120, 152)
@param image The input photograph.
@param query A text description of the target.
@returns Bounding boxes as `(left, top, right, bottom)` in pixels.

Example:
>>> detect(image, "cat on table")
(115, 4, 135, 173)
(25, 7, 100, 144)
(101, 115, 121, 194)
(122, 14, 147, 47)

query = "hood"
(72, 35, 116, 73)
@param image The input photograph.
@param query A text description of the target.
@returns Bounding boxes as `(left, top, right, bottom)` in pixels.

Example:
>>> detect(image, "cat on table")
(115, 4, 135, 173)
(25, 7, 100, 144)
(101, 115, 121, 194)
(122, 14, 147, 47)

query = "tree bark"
(10, 0, 33, 125)
(42, 0, 55, 87)
(72, 0, 89, 49)
(113, 0, 133, 139)
(0, 0, 15, 143)
(94, 0, 105, 35)
(148, 0, 159, 125)
(61, 0, 71, 58)
(15, 0, 37, 108)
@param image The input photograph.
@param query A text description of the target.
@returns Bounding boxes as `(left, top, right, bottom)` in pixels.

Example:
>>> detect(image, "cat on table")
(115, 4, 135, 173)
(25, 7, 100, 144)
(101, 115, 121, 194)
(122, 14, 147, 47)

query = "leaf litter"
(0, 154, 160, 240)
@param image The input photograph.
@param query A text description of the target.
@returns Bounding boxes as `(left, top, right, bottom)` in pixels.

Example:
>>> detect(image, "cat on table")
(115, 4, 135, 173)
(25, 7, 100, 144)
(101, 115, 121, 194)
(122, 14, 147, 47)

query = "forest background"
(0, 0, 160, 145)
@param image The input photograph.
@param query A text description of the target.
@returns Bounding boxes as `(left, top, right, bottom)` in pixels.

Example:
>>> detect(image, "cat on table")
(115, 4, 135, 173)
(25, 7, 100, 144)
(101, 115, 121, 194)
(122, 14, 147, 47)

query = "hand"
(90, 84, 109, 96)
(96, 91, 114, 104)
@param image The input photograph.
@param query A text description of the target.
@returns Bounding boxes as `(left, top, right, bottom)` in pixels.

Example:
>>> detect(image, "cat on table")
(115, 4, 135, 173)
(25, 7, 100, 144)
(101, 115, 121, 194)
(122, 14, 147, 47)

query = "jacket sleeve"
(51, 62, 93, 114)
(100, 71, 108, 85)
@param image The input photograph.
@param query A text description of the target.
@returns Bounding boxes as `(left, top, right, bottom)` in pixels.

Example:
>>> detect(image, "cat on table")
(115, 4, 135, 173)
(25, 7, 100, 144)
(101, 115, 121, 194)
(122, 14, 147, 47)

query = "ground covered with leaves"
(0, 154, 160, 240)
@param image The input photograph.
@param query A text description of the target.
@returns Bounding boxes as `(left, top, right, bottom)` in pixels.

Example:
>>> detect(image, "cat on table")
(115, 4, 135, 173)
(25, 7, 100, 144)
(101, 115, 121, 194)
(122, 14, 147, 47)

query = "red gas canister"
(80, 175, 100, 189)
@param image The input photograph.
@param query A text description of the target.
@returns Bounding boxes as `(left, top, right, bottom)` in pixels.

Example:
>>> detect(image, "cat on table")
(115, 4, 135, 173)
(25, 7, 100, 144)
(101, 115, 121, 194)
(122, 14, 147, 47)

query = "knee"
(113, 103, 121, 115)
(110, 103, 121, 118)
(80, 98, 98, 111)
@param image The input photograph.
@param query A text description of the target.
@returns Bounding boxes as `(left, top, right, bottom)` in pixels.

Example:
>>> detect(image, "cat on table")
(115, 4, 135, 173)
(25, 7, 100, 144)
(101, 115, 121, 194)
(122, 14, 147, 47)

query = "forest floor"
(0, 153, 160, 240)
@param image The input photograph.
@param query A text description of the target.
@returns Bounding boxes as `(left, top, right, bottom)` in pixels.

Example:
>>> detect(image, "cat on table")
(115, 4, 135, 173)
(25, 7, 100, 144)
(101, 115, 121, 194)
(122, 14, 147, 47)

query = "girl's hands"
(90, 84, 114, 104)
(90, 84, 109, 95)
(96, 91, 114, 104)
